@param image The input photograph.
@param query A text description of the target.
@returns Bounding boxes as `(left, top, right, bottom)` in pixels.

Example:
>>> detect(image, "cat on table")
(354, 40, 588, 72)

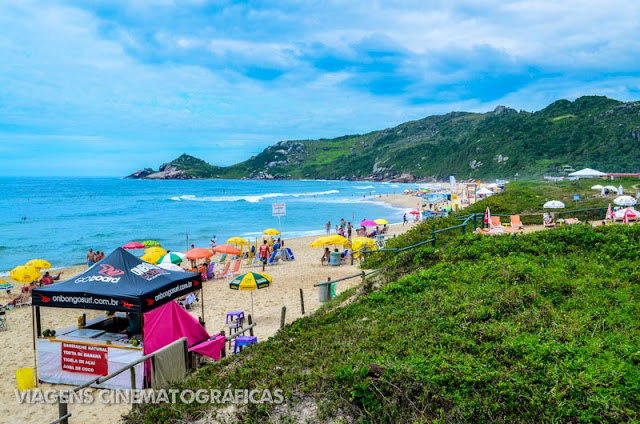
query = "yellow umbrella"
(227, 237, 248, 245)
(141, 249, 166, 263)
(10, 265, 41, 284)
(263, 228, 280, 236)
(26, 259, 52, 269)
(374, 219, 388, 225)
(144, 247, 167, 256)
(327, 235, 349, 246)
(351, 237, 377, 251)
(310, 236, 333, 248)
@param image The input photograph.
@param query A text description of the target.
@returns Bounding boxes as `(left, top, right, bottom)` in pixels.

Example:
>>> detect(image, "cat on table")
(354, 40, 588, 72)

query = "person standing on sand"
(347, 222, 352, 240)
(326, 221, 331, 235)
(259, 240, 270, 272)
(87, 248, 95, 267)
(403, 213, 408, 225)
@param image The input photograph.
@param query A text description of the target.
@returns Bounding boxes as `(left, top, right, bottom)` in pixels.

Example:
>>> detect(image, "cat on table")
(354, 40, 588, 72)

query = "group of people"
(321, 247, 347, 265)
(326, 219, 353, 240)
(86, 248, 105, 267)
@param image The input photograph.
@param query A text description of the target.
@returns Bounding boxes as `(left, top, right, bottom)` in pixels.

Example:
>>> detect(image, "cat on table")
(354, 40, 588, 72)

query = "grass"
(126, 221, 640, 423)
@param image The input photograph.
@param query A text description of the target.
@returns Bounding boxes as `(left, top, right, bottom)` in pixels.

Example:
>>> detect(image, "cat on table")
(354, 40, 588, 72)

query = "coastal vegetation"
(128, 96, 640, 181)
(126, 189, 640, 423)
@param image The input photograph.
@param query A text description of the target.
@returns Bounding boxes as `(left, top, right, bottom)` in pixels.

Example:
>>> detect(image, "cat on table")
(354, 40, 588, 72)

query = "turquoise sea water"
(0, 178, 416, 273)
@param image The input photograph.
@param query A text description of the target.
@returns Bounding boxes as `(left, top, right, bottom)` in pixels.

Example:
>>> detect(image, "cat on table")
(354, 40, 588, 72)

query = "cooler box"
(330, 252, 340, 266)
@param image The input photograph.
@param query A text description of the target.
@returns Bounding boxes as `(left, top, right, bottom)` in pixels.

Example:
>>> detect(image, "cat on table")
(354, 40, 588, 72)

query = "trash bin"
(330, 252, 340, 266)
(330, 283, 336, 298)
(318, 284, 331, 303)
(16, 367, 35, 391)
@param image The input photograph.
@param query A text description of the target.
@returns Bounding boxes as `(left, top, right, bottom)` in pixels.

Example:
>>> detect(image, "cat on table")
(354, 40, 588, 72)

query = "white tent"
(591, 184, 604, 190)
(568, 168, 607, 177)
(477, 188, 494, 196)
(618, 185, 624, 195)
(605, 185, 618, 193)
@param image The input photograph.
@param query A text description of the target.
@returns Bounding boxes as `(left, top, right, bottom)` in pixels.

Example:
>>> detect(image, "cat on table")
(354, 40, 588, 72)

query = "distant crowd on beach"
(326, 219, 353, 239)
(87, 248, 105, 266)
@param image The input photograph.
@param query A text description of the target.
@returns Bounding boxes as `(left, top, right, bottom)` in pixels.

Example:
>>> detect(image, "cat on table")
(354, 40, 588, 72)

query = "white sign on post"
(272, 203, 286, 217)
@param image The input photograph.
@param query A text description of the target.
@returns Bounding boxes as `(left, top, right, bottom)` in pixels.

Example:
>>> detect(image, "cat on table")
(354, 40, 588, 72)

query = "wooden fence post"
(280, 307, 286, 329)
(299, 289, 305, 315)
(248, 315, 254, 336)
(59, 395, 68, 424)
(220, 330, 226, 358)
(431, 224, 436, 247)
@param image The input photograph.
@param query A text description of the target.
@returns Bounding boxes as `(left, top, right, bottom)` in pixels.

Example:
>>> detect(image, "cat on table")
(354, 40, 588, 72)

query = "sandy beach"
(0, 215, 419, 423)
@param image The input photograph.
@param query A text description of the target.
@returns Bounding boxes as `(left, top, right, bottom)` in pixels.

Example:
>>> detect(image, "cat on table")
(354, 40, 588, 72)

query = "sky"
(1, 0, 639, 176)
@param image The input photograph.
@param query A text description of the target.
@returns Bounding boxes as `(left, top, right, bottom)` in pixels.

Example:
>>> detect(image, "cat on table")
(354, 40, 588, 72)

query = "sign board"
(61, 343, 108, 376)
(573, 195, 580, 200)
(449, 176, 457, 192)
(272, 203, 286, 217)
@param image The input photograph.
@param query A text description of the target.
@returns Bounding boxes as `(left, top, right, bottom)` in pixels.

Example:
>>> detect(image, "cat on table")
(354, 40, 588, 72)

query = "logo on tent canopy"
(99, 264, 125, 277)
(130, 263, 168, 281)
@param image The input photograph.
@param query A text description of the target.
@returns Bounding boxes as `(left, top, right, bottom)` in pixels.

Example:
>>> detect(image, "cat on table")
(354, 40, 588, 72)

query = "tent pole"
(32, 306, 40, 387)
(200, 282, 205, 329)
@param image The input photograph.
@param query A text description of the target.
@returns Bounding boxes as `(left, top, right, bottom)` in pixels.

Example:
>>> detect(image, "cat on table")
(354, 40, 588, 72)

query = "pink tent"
(144, 301, 213, 355)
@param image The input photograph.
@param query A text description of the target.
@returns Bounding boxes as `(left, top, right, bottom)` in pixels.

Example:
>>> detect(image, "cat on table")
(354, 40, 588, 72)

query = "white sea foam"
(169, 190, 340, 203)
(355, 185, 375, 189)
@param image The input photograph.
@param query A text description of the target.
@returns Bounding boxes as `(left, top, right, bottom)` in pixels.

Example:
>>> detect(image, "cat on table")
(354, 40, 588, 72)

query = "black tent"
(33, 247, 202, 313)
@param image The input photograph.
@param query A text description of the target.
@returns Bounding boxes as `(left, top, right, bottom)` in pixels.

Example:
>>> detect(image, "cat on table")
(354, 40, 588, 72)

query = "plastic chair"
(233, 335, 257, 353)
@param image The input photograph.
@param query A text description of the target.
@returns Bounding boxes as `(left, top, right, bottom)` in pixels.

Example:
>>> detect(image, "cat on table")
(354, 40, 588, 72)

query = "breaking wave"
(169, 190, 340, 204)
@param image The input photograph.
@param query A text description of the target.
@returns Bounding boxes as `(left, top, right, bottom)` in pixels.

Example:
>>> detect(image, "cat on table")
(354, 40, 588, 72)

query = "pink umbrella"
(409, 210, 420, 215)
(361, 219, 378, 226)
(123, 241, 145, 249)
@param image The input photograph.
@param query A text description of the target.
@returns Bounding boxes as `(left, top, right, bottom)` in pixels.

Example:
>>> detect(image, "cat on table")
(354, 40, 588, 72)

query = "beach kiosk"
(31, 248, 203, 389)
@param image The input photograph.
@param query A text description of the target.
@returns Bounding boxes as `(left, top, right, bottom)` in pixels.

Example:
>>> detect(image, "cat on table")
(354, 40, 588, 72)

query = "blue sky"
(1, 0, 639, 176)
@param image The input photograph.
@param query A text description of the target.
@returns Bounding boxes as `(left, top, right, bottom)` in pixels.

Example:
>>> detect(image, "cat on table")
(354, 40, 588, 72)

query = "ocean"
(0, 178, 416, 273)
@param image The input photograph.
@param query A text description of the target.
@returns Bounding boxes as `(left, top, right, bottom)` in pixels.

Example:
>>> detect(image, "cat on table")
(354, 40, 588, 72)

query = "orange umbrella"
(185, 248, 213, 260)
(212, 244, 242, 255)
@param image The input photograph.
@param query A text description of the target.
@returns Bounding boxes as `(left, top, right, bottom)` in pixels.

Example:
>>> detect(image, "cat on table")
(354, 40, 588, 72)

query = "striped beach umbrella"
(157, 252, 186, 265)
(229, 272, 272, 317)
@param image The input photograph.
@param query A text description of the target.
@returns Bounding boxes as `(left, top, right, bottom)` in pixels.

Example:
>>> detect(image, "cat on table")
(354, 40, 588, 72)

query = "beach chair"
(341, 249, 351, 264)
(179, 293, 197, 310)
(510, 215, 523, 229)
(230, 259, 242, 276)
(0, 306, 6, 331)
(543, 213, 555, 228)
(267, 251, 281, 266)
(14, 293, 31, 308)
(215, 261, 231, 279)
(490, 216, 504, 228)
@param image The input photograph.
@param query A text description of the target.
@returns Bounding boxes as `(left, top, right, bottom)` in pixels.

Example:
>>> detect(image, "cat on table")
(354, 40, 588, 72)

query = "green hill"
(127, 222, 640, 423)
(127, 96, 640, 181)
